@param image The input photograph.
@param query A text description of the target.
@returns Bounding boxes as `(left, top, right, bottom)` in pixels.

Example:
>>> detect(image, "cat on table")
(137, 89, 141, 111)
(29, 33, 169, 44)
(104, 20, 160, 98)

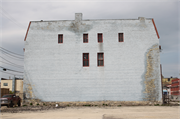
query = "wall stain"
(23, 70, 43, 100)
(98, 43, 103, 52)
(141, 44, 161, 102)
(68, 21, 93, 35)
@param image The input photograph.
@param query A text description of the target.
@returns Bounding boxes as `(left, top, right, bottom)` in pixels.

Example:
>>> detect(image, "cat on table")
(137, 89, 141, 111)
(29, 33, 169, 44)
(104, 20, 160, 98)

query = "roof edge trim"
(24, 22, 31, 41)
(152, 19, 160, 39)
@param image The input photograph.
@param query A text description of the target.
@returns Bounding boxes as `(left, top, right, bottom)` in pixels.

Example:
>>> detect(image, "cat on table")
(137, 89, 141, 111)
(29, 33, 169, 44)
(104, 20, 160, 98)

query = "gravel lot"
(1, 105, 180, 119)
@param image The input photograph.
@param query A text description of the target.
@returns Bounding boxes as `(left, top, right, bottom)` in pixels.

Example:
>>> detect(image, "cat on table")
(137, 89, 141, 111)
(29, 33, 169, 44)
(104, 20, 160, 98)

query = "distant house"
(24, 13, 162, 103)
(162, 77, 176, 86)
(1, 78, 23, 99)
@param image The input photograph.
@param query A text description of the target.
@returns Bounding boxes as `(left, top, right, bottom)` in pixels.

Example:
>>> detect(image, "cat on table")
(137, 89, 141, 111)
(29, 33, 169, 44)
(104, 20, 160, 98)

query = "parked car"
(1, 94, 21, 107)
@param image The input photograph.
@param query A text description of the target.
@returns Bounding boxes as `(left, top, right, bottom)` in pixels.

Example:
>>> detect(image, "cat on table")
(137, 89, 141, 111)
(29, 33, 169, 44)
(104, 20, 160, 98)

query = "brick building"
(170, 78, 180, 100)
(24, 13, 162, 103)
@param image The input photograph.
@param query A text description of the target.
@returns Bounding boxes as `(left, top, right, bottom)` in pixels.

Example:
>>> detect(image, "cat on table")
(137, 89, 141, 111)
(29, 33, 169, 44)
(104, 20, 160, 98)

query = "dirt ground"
(1, 106, 180, 119)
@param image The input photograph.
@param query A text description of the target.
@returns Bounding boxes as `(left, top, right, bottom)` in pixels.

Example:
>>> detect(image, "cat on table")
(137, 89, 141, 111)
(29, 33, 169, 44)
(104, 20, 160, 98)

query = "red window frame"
(83, 34, 88, 43)
(98, 33, 103, 43)
(118, 33, 124, 42)
(58, 34, 63, 43)
(97, 53, 104, 66)
(83, 53, 89, 67)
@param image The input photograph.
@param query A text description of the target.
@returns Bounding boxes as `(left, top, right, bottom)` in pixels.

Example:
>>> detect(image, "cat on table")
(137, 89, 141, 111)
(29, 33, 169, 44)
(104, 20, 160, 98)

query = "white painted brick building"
(24, 13, 162, 102)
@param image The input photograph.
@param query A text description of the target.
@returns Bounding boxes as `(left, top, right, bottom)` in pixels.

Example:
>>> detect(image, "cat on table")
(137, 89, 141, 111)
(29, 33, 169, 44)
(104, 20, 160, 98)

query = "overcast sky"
(0, 0, 179, 79)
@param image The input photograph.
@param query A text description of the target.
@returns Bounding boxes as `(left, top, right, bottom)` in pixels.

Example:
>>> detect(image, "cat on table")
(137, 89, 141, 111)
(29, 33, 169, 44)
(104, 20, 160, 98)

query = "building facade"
(1, 78, 23, 99)
(24, 13, 162, 102)
(162, 77, 176, 86)
(170, 78, 180, 100)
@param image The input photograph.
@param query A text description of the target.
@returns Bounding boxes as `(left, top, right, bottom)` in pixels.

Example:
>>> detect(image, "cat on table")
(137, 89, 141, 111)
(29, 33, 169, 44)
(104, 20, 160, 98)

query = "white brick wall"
(24, 14, 161, 102)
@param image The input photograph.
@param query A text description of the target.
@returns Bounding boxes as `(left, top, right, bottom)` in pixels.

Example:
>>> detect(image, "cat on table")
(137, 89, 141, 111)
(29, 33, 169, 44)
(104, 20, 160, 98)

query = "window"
(118, 33, 124, 42)
(83, 53, 89, 67)
(58, 34, 63, 43)
(83, 34, 88, 43)
(97, 53, 104, 66)
(98, 33, 103, 43)
(3, 83, 8, 86)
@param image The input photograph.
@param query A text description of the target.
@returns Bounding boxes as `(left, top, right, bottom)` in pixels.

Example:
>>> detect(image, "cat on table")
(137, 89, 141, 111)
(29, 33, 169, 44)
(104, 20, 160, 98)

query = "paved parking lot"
(1, 106, 180, 119)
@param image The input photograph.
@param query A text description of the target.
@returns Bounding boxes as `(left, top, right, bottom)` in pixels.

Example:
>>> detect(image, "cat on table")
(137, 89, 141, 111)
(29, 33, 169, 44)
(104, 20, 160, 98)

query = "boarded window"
(98, 33, 103, 43)
(58, 34, 63, 43)
(119, 33, 123, 42)
(98, 53, 104, 66)
(83, 34, 88, 43)
(83, 53, 89, 67)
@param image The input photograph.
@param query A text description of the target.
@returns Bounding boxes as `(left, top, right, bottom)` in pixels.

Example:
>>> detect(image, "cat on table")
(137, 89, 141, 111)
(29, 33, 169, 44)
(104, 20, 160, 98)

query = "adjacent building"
(170, 78, 180, 100)
(24, 13, 162, 102)
(1, 78, 23, 99)
(162, 77, 176, 86)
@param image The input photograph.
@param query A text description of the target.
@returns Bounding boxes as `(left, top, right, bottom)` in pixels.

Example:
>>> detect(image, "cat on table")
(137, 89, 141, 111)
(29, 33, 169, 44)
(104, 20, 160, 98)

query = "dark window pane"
(98, 53, 104, 66)
(98, 60, 103, 66)
(83, 61, 89, 66)
(83, 54, 89, 59)
(83, 34, 88, 43)
(100, 61, 103, 66)
(98, 53, 103, 59)
(119, 33, 123, 42)
(98, 33, 102, 42)
(83, 53, 89, 66)
(86, 61, 89, 66)
(58, 34, 63, 43)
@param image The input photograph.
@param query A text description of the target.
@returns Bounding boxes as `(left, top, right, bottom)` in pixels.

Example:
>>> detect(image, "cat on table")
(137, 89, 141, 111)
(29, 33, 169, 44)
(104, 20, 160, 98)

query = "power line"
(0, 6, 26, 29)
(0, 61, 23, 69)
(0, 47, 24, 57)
(0, 70, 23, 76)
(0, 49, 24, 58)
(1, 50, 24, 60)
(0, 56, 23, 67)
(0, 66, 24, 73)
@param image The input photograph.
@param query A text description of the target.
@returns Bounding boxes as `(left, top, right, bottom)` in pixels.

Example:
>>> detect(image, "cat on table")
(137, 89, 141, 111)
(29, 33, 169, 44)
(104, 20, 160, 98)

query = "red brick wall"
(171, 78, 180, 95)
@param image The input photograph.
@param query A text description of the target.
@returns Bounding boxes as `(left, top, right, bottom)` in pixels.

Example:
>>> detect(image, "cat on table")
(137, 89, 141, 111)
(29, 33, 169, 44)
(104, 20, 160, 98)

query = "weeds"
(154, 104, 159, 106)
(103, 104, 108, 106)
(83, 104, 91, 106)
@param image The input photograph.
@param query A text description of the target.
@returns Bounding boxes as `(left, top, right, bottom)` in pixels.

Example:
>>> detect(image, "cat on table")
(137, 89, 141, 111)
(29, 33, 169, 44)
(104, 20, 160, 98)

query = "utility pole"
(12, 75, 16, 95)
